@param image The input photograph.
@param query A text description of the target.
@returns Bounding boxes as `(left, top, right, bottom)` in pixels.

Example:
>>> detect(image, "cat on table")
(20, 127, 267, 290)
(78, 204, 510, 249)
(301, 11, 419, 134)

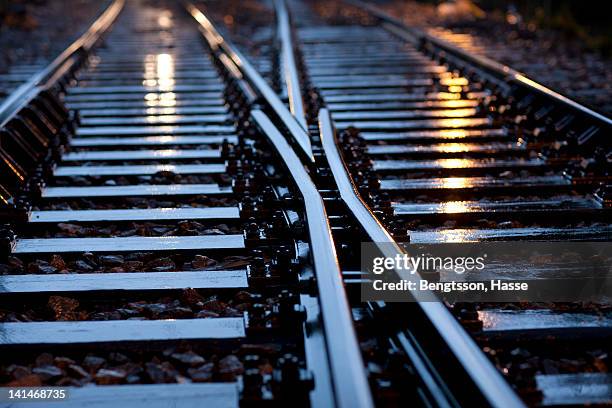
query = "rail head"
(347, 0, 612, 127)
(0, 0, 125, 128)
(251, 110, 373, 408)
(318, 108, 525, 408)
(187, 3, 373, 404)
(185, 2, 314, 163)
(274, 0, 309, 131)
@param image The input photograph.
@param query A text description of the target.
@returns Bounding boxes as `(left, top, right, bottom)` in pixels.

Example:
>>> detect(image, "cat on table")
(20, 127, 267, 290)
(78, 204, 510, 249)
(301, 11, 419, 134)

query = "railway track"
(203, 0, 611, 406)
(0, 0, 368, 406)
(0, 0, 106, 106)
(367, 1, 612, 117)
(290, 1, 611, 406)
(0, 0, 610, 407)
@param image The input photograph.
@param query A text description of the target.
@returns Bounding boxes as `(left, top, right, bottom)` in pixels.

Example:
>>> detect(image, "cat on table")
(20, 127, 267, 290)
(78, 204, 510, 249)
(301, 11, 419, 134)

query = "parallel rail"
(348, 0, 612, 128)
(318, 108, 524, 408)
(0, 0, 125, 127)
(186, 3, 315, 162)
(274, 0, 309, 130)
(271, 1, 523, 405)
(266, 0, 610, 406)
(187, 4, 374, 406)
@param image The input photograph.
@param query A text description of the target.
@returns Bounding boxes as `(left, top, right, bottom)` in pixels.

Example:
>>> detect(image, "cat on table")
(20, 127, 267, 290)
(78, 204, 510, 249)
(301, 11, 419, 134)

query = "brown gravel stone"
(95, 368, 126, 385)
(50, 255, 67, 271)
(82, 252, 97, 265)
(126, 301, 146, 312)
(32, 365, 63, 381)
(125, 252, 153, 262)
(201, 298, 227, 314)
(47, 296, 80, 321)
(171, 351, 206, 367)
(71, 260, 94, 272)
(143, 303, 167, 317)
(159, 307, 193, 319)
(203, 228, 226, 235)
(83, 355, 106, 372)
(99, 255, 124, 267)
(145, 361, 180, 384)
(191, 254, 217, 270)
(188, 362, 214, 382)
(28, 260, 57, 274)
(219, 256, 251, 269)
(173, 220, 200, 236)
(2, 290, 272, 322)
(0, 347, 267, 387)
(115, 362, 143, 377)
(67, 364, 90, 379)
(57, 223, 86, 236)
(123, 261, 144, 272)
(54, 357, 76, 369)
(218, 355, 244, 380)
(145, 257, 175, 272)
(181, 288, 204, 306)
(593, 353, 608, 372)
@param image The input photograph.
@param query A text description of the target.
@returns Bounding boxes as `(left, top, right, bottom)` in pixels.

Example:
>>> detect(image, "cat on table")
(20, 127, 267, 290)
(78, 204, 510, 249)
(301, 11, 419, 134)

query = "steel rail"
(251, 110, 373, 408)
(270, 1, 524, 401)
(274, 0, 309, 131)
(185, 2, 314, 162)
(261, 1, 520, 401)
(249, 0, 522, 402)
(347, 0, 612, 127)
(318, 108, 525, 408)
(0, 0, 125, 127)
(185, 4, 373, 407)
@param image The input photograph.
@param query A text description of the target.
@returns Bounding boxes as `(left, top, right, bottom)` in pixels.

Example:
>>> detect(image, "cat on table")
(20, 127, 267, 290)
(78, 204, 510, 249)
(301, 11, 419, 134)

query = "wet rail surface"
(290, 2, 611, 407)
(203, 0, 611, 406)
